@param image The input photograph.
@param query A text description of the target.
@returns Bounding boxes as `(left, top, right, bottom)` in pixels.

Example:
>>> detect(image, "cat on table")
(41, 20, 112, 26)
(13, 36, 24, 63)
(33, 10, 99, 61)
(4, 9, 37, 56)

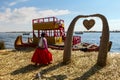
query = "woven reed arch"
(63, 14, 109, 67)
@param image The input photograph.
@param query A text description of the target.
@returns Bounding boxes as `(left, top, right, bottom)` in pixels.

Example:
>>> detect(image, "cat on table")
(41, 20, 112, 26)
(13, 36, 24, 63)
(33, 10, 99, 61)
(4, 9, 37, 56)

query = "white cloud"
(38, 9, 70, 17)
(108, 19, 120, 31)
(9, 2, 17, 6)
(0, 7, 71, 32)
(8, 0, 30, 6)
(0, 8, 11, 22)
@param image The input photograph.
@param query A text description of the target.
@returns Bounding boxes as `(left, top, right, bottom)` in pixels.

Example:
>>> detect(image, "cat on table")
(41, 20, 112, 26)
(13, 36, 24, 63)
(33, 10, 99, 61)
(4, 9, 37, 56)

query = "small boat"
(75, 31, 83, 34)
(23, 32, 30, 35)
(14, 35, 37, 50)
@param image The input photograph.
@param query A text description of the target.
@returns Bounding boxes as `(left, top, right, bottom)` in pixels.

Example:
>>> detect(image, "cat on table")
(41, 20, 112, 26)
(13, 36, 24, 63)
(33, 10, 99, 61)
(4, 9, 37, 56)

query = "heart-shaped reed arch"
(63, 14, 109, 67)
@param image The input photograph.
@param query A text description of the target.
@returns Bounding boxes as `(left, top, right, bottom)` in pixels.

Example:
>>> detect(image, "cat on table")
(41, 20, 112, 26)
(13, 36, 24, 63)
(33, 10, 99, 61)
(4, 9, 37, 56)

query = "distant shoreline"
(1, 31, 120, 33)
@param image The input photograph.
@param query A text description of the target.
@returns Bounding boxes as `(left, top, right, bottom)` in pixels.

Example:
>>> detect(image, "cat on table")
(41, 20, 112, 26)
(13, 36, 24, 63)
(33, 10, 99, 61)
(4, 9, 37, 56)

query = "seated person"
(80, 41, 112, 52)
(80, 43, 99, 52)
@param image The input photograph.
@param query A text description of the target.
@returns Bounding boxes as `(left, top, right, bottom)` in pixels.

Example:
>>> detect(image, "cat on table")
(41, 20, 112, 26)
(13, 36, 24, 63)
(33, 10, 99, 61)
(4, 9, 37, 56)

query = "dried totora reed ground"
(0, 48, 120, 80)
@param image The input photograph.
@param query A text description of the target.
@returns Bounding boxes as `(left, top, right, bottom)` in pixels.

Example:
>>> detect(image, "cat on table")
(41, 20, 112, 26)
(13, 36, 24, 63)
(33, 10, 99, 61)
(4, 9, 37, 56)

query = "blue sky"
(0, 0, 120, 32)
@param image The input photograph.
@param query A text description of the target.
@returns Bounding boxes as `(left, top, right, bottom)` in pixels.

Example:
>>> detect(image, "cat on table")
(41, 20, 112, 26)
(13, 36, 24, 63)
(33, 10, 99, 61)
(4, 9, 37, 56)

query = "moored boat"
(75, 31, 83, 34)
(23, 32, 30, 35)
(14, 17, 81, 50)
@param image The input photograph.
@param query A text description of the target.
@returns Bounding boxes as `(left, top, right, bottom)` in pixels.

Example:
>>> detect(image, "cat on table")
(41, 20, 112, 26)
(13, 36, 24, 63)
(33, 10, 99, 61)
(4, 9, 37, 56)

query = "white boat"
(75, 31, 83, 34)
(23, 32, 30, 35)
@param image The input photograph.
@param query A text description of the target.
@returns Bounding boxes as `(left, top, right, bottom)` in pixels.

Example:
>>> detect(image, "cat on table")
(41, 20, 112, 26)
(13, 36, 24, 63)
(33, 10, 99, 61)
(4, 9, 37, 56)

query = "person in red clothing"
(31, 32, 52, 66)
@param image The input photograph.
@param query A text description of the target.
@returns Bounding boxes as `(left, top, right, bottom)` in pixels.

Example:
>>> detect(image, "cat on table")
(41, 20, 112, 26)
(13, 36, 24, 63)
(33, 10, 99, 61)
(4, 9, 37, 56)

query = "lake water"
(0, 32, 120, 53)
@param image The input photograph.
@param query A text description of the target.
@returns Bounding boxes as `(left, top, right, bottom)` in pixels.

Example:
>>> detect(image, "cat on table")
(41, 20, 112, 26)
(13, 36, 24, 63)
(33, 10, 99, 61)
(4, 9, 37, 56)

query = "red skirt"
(31, 48, 52, 65)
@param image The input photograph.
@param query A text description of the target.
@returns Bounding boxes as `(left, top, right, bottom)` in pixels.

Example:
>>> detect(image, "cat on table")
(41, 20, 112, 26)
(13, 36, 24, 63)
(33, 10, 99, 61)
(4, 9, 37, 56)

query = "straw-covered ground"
(0, 48, 120, 80)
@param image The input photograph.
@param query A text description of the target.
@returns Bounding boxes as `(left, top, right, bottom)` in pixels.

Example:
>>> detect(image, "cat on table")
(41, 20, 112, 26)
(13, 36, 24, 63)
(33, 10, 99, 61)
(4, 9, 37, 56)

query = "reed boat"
(14, 17, 81, 50)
